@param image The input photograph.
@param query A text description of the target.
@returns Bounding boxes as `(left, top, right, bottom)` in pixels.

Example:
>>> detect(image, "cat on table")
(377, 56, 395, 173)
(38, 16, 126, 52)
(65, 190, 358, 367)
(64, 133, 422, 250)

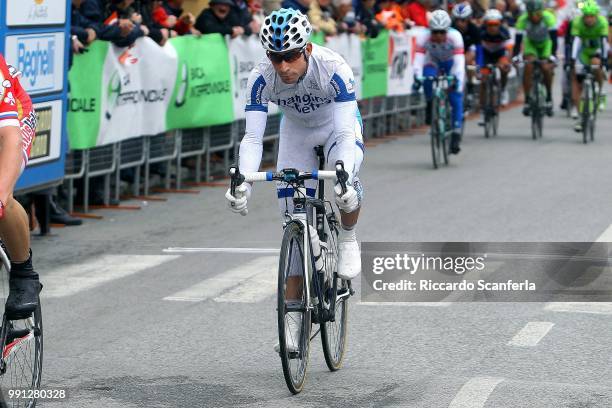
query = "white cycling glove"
(334, 182, 359, 213)
(225, 183, 251, 216)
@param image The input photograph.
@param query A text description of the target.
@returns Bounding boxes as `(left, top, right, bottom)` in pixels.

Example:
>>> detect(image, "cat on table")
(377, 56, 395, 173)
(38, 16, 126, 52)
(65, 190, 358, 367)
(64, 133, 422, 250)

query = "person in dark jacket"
(234, 0, 259, 34)
(134, 0, 168, 45)
(71, 0, 98, 54)
(281, 0, 311, 14)
(355, 0, 381, 37)
(194, 0, 248, 37)
(101, 0, 150, 47)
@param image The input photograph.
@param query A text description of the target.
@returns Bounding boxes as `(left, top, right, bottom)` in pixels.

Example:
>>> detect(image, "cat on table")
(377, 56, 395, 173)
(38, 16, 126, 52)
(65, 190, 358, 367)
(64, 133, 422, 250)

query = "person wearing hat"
(195, 0, 252, 37)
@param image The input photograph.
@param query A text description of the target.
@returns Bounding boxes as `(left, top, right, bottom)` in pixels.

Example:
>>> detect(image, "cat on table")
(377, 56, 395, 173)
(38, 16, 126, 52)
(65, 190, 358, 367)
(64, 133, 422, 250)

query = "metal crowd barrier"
(63, 87, 518, 212)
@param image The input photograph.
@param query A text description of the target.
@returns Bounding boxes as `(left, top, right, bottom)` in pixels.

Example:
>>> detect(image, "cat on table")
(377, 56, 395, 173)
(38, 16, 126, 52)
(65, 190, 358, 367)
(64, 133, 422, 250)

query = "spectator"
(162, 0, 200, 35)
(135, 0, 168, 45)
(102, 0, 150, 48)
(376, 0, 406, 31)
(249, 0, 267, 29)
(71, 0, 98, 55)
(401, 0, 430, 28)
(355, 0, 381, 37)
(334, 0, 366, 34)
(263, 0, 282, 14)
(282, 0, 311, 14)
(234, 0, 260, 34)
(194, 0, 247, 37)
(309, 0, 338, 35)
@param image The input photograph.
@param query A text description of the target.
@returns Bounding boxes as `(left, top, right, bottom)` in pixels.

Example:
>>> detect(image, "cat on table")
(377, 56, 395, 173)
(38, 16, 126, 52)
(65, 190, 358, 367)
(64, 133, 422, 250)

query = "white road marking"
(449, 377, 504, 408)
(163, 247, 279, 254)
(163, 256, 278, 302)
(596, 224, 612, 242)
(42, 255, 180, 298)
(356, 302, 451, 307)
(508, 322, 554, 347)
(214, 268, 276, 303)
(544, 302, 612, 315)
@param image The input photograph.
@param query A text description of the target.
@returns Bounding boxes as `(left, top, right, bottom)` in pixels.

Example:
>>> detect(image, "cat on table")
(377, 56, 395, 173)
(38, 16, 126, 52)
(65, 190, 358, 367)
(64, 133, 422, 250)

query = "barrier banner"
(325, 33, 363, 100)
(99, 37, 177, 146)
(228, 35, 279, 119)
(67, 41, 108, 149)
(387, 31, 413, 96)
(361, 30, 389, 98)
(166, 34, 233, 130)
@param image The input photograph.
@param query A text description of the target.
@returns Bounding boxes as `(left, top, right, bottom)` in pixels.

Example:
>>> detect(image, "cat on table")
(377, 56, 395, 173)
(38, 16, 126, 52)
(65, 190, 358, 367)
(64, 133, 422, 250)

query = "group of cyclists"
(222, 1, 609, 354)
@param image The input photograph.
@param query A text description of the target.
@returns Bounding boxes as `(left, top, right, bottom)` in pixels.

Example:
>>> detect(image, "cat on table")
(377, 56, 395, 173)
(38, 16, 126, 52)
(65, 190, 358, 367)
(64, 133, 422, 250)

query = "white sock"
(339, 226, 357, 243)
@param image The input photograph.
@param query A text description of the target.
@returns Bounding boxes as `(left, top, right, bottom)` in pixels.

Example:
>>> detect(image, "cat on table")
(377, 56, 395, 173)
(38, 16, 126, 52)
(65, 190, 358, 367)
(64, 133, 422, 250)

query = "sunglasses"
(431, 30, 447, 35)
(267, 48, 305, 64)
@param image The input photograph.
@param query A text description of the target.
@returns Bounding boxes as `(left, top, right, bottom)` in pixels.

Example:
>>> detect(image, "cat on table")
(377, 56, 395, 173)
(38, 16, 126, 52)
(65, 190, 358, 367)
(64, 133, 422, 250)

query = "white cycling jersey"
(239, 44, 364, 187)
(412, 28, 466, 89)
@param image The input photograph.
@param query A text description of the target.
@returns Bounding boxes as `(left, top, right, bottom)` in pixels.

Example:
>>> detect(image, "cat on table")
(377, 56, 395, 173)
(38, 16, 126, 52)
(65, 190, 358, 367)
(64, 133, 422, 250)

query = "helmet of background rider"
(580, 0, 600, 16)
(260, 8, 312, 53)
(525, 0, 544, 13)
(429, 9, 452, 30)
(452, 2, 473, 19)
(483, 8, 503, 24)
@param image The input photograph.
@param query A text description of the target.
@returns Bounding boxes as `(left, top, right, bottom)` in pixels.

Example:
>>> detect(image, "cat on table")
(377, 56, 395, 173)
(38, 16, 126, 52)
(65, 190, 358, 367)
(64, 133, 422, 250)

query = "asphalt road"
(26, 79, 612, 407)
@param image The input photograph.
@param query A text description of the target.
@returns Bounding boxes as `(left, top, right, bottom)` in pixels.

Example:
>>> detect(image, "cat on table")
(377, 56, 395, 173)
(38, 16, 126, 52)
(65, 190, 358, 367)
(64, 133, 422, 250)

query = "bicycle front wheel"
(277, 221, 311, 394)
(0, 301, 43, 408)
(320, 218, 348, 371)
(430, 98, 441, 169)
(581, 83, 590, 144)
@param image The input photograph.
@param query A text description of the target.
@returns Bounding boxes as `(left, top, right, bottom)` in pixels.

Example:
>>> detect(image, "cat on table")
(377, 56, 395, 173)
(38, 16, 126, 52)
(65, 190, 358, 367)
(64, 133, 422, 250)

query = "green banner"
(166, 35, 234, 130)
(310, 31, 325, 46)
(361, 30, 389, 99)
(67, 41, 108, 149)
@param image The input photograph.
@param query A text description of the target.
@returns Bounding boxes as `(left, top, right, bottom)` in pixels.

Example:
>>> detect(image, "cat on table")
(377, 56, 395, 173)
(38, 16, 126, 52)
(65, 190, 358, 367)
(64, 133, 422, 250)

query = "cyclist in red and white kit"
(0, 53, 41, 319)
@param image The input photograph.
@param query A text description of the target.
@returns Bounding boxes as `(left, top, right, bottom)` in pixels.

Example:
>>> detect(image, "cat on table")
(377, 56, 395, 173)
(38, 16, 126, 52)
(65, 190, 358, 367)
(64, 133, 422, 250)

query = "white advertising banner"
(6, 0, 67, 26)
(228, 35, 279, 119)
(387, 31, 413, 96)
(325, 33, 363, 100)
(5, 31, 66, 96)
(97, 37, 178, 146)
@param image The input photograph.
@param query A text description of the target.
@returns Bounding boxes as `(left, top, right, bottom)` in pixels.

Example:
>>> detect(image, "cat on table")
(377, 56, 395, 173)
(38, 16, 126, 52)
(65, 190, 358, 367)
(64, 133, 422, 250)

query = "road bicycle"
(527, 59, 548, 140)
(0, 243, 43, 408)
(478, 64, 501, 139)
(419, 75, 455, 169)
(229, 147, 353, 394)
(576, 64, 602, 144)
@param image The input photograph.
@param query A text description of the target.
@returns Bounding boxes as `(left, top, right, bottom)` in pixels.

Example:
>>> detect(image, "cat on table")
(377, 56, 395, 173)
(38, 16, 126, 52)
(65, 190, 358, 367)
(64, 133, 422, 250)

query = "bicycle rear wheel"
(0, 246, 43, 408)
(277, 221, 311, 394)
(320, 215, 348, 371)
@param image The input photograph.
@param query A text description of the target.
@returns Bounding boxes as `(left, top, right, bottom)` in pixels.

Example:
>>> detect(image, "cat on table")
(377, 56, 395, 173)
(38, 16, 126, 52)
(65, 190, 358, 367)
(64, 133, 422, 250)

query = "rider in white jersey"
(226, 8, 364, 279)
(412, 10, 466, 154)
(225, 9, 364, 353)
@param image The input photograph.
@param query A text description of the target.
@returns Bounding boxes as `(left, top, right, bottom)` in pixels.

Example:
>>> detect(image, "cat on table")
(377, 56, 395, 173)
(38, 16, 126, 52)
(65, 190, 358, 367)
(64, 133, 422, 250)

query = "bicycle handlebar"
(229, 161, 349, 214)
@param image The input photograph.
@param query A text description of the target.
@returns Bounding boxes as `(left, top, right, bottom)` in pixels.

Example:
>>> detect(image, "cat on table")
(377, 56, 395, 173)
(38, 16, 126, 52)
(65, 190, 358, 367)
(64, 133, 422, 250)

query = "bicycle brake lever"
(335, 160, 348, 195)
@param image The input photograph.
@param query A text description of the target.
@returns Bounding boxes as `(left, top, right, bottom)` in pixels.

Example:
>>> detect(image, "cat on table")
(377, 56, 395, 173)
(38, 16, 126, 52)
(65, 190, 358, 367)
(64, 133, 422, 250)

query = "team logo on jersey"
(4, 92, 16, 106)
(307, 79, 320, 91)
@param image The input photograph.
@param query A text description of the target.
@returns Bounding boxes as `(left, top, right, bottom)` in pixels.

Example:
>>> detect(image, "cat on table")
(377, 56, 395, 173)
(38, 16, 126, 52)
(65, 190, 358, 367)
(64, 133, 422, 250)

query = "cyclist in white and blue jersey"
(412, 10, 466, 154)
(225, 9, 364, 282)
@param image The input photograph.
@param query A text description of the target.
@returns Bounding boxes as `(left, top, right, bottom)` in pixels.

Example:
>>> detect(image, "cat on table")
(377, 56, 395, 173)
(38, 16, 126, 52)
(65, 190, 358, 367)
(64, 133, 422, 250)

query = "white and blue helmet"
(452, 2, 473, 19)
(260, 8, 313, 53)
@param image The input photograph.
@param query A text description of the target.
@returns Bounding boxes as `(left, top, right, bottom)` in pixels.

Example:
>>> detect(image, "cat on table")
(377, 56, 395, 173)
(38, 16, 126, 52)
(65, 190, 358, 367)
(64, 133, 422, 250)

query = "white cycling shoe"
(501, 89, 509, 106)
(571, 106, 579, 119)
(274, 311, 301, 354)
(337, 228, 361, 280)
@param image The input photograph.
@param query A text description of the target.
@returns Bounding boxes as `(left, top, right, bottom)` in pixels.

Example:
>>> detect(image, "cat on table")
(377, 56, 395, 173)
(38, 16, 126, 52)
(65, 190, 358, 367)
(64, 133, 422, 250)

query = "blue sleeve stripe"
(245, 104, 268, 112)
(249, 75, 267, 106)
(266, 171, 273, 181)
(331, 73, 356, 102)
